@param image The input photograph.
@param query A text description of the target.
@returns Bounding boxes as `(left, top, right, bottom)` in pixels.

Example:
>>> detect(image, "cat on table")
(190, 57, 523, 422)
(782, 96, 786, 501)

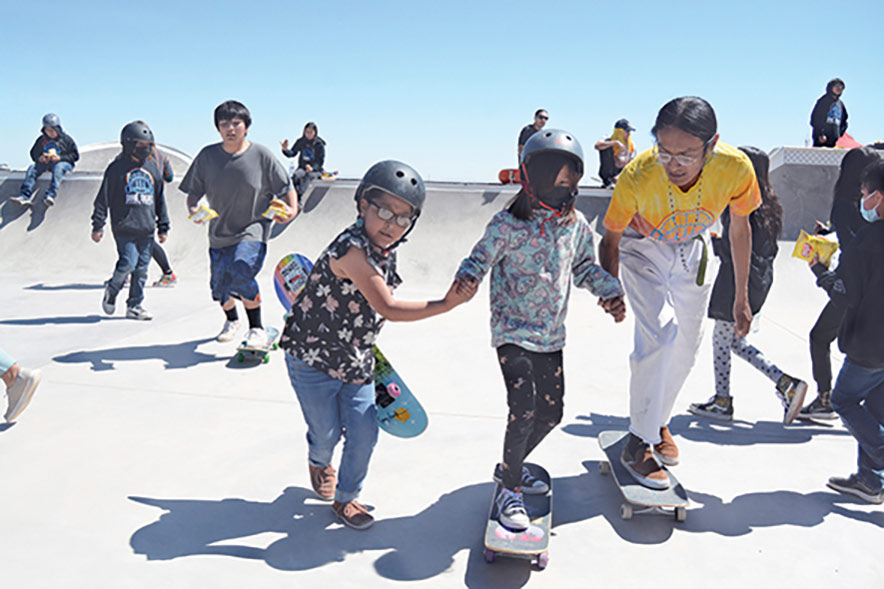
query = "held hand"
(733, 298, 752, 337)
(91, 231, 103, 243)
(447, 277, 478, 308)
(281, 139, 289, 151)
(187, 203, 199, 218)
(158, 233, 168, 244)
(38, 155, 48, 163)
(598, 295, 626, 323)
(808, 252, 823, 268)
(813, 220, 828, 235)
(819, 135, 827, 144)
(305, 164, 313, 173)
(49, 154, 60, 163)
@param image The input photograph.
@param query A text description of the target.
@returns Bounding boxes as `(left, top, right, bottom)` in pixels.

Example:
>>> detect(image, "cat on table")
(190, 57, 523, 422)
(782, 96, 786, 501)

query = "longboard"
(273, 253, 428, 438)
(598, 430, 689, 521)
(483, 463, 551, 569)
(235, 326, 280, 364)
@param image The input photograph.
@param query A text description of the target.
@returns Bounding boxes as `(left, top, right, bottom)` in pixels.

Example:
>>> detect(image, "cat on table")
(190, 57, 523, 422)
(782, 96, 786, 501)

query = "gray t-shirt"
(179, 142, 292, 248)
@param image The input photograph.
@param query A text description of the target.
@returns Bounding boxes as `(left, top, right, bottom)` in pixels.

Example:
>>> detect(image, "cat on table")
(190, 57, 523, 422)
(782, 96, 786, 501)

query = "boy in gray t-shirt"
(179, 100, 298, 345)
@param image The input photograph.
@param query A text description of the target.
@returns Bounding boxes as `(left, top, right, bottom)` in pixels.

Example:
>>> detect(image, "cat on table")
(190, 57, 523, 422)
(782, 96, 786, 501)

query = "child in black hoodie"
(811, 160, 884, 504)
(91, 122, 170, 321)
(10, 112, 79, 207)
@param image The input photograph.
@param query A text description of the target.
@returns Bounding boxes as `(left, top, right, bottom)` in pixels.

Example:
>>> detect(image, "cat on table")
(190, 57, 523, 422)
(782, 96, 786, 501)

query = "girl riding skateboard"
(457, 129, 626, 530)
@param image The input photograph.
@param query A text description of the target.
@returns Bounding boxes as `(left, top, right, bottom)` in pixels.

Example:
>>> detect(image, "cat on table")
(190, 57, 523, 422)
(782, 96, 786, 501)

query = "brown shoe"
(620, 433, 670, 490)
(653, 426, 680, 466)
(309, 464, 336, 501)
(332, 500, 374, 530)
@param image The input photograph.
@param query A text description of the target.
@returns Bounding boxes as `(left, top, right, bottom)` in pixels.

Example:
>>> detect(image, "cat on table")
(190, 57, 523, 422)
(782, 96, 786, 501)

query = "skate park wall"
(1, 143, 873, 283)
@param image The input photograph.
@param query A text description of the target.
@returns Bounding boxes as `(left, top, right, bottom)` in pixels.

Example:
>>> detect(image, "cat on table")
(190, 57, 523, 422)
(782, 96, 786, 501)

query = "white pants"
(620, 231, 714, 444)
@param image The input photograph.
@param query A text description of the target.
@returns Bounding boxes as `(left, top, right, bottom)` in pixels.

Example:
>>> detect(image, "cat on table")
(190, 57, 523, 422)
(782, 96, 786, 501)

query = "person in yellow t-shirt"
(598, 96, 761, 490)
(594, 118, 636, 188)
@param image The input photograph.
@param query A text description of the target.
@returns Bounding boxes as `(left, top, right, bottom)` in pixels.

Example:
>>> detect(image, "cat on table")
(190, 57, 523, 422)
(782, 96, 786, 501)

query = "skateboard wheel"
(537, 552, 549, 570)
(237, 353, 244, 362)
(272, 343, 278, 350)
(599, 461, 611, 475)
(263, 355, 270, 364)
(620, 504, 633, 520)
(483, 548, 496, 563)
(675, 507, 687, 522)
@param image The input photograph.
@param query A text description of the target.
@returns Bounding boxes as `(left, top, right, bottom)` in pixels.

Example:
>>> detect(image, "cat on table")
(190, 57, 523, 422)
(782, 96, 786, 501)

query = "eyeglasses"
(655, 138, 713, 167)
(368, 201, 413, 228)
(537, 115, 549, 120)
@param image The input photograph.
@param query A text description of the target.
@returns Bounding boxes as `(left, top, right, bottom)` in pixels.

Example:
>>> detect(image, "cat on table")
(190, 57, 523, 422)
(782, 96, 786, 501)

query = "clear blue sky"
(1, 0, 881, 181)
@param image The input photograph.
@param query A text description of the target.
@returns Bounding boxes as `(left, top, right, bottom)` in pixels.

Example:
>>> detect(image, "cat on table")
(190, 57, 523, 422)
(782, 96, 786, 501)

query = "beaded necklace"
(667, 171, 704, 274)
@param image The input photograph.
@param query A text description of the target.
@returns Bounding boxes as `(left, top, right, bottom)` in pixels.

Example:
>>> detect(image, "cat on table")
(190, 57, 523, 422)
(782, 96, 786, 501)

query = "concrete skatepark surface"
(0, 146, 881, 588)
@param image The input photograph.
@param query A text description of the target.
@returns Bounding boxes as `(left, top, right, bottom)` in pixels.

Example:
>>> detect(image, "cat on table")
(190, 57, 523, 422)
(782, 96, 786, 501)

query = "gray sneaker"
(126, 305, 153, 321)
(798, 392, 838, 420)
(688, 395, 733, 421)
(775, 374, 808, 425)
(216, 320, 241, 343)
(102, 286, 116, 315)
(495, 486, 529, 530)
(827, 474, 884, 504)
(493, 464, 549, 495)
(5, 368, 41, 422)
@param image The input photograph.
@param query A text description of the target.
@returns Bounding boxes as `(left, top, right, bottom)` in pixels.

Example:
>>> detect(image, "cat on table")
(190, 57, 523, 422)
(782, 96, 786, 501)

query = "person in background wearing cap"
(594, 119, 636, 189)
(517, 109, 548, 160)
(10, 113, 79, 207)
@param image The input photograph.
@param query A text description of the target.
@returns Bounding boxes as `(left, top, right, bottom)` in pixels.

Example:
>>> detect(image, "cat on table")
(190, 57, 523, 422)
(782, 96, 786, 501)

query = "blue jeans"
(0, 347, 14, 376)
(832, 360, 884, 491)
(285, 354, 378, 503)
(108, 235, 153, 308)
(19, 161, 74, 200)
(209, 241, 266, 303)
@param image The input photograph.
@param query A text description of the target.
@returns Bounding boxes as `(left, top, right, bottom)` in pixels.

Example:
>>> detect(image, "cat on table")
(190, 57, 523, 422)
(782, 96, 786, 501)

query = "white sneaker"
(102, 286, 117, 315)
(496, 486, 529, 530)
(126, 305, 153, 321)
(216, 320, 241, 343)
(244, 327, 267, 348)
(8, 196, 31, 207)
(5, 368, 41, 422)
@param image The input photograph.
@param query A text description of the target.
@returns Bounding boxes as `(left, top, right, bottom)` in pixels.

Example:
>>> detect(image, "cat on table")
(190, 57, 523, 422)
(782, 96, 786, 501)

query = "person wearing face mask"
(807, 160, 884, 504)
(91, 121, 170, 321)
(599, 97, 761, 490)
(457, 129, 626, 531)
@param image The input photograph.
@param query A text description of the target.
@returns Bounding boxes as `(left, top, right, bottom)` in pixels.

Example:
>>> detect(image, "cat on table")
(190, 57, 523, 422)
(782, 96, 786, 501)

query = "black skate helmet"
(354, 160, 426, 217)
(120, 121, 155, 146)
(42, 113, 60, 129)
(354, 160, 426, 252)
(519, 128, 584, 178)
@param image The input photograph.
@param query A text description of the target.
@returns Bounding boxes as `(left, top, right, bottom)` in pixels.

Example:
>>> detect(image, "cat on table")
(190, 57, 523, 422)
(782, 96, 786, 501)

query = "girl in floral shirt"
(457, 130, 626, 531)
(280, 160, 475, 530)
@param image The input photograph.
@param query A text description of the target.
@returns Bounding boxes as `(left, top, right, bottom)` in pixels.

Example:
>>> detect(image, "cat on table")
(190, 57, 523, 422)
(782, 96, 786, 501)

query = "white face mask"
(860, 192, 881, 223)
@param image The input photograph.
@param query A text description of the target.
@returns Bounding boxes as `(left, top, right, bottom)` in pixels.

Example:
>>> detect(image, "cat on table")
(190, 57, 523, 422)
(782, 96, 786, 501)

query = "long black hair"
(508, 151, 578, 224)
(834, 146, 882, 204)
(738, 146, 783, 238)
(651, 96, 717, 143)
(303, 121, 318, 137)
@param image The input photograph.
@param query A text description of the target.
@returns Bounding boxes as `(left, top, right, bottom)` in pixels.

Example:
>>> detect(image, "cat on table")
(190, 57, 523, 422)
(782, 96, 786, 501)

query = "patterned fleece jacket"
(457, 209, 623, 352)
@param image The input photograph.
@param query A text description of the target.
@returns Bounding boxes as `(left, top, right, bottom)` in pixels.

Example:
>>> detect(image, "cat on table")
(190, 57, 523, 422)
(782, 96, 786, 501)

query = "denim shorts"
(209, 240, 267, 303)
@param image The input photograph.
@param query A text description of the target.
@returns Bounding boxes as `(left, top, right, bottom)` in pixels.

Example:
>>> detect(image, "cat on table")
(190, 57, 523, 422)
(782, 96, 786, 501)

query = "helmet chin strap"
(519, 161, 563, 236)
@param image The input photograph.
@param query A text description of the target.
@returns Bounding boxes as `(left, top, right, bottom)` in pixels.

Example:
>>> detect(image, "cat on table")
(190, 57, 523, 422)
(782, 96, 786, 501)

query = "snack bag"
(792, 230, 840, 265)
(262, 199, 288, 220)
(189, 205, 219, 224)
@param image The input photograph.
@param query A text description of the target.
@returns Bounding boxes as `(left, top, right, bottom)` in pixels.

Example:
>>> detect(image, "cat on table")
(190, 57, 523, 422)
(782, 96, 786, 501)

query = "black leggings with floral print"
(497, 344, 564, 490)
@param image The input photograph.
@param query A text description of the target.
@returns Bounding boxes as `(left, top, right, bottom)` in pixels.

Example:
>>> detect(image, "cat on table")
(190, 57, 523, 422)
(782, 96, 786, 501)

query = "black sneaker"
(827, 474, 884, 504)
(102, 286, 116, 315)
(798, 392, 838, 421)
(688, 395, 733, 421)
(775, 374, 808, 425)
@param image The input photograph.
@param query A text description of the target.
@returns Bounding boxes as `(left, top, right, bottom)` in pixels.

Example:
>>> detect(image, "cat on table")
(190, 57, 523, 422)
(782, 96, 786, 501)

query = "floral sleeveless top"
(280, 224, 401, 384)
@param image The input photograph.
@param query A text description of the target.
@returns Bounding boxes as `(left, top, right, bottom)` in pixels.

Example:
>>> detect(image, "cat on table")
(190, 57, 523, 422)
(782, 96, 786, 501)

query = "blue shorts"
(209, 241, 267, 303)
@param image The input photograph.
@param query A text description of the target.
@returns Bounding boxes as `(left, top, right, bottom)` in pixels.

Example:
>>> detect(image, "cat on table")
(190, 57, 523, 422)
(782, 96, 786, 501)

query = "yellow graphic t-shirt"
(603, 141, 761, 243)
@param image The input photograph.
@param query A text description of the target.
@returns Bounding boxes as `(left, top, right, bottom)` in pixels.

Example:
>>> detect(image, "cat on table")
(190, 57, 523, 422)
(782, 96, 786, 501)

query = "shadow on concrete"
(129, 478, 606, 586)
(26, 199, 48, 231)
(0, 315, 121, 326)
(25, 282, 105, 291)
(53, 338, 222, 371)
(0, 199, 28, 230)
(579, 460, 883, 544)
(562, 412, 850, 446)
